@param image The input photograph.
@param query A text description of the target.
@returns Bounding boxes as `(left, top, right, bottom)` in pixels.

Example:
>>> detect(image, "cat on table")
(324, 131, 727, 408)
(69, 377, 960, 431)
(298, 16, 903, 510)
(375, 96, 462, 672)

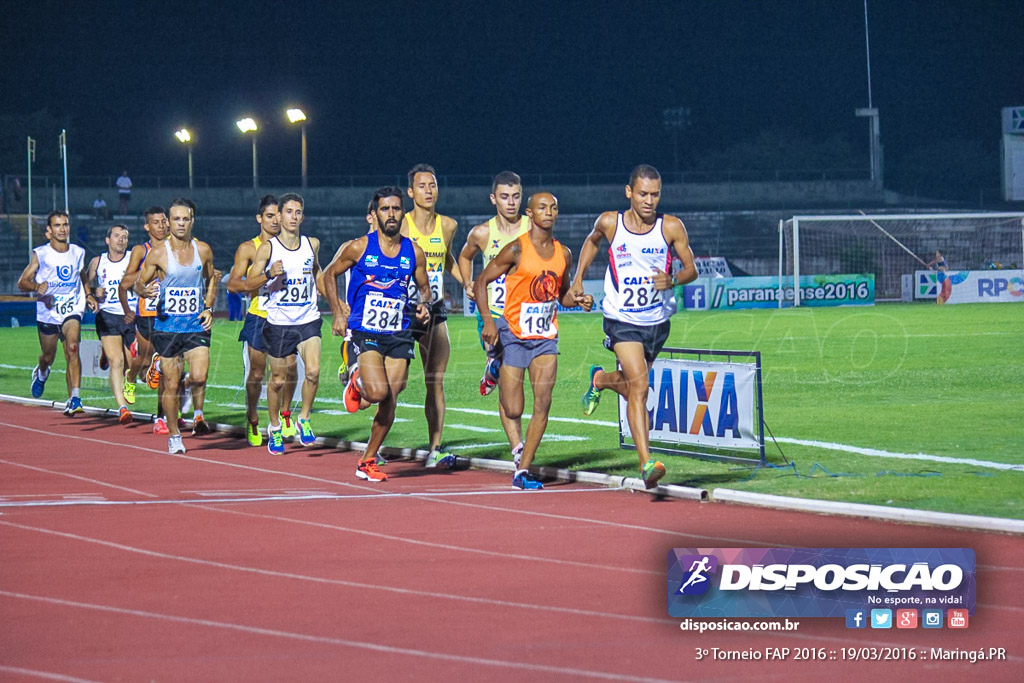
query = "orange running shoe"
(344, 367, 362, 413)
(118, 406, 133, 425)
(356, 459, 388, 482)
(146, 354, 162, 389)
(153, 417, 169, 434)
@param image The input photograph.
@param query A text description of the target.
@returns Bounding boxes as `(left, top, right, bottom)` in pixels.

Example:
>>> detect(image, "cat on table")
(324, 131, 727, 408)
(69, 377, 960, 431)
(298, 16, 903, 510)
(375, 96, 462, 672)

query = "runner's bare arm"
(226, 241, 256, 294)
(309, 238, 325, 298)
(84, 256, 101, 310)
(119, 245, 146, 318)
(474, 241, 520, 345)
(457, 222, 488, 301)
(412, 243, 432, 324)
(198, 242, 218, 309)
(17, 252, 44, 294)
(134, 248, 166, 298)
(664, 216, 697, 288)
(442, 216, 463, 286)
(322, 237, 365, 336)
(559, 247, 592, 311)
(570, 211, 616, 293)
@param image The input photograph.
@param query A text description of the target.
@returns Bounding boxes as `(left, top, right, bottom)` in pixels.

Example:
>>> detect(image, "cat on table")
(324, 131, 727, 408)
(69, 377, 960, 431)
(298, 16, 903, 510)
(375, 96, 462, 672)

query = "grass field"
(2, 302, 1022, 519)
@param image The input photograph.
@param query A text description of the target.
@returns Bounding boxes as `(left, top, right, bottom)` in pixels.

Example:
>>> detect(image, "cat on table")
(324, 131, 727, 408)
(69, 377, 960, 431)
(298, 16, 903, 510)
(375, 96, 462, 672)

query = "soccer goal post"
(780, 213, 1024, 304)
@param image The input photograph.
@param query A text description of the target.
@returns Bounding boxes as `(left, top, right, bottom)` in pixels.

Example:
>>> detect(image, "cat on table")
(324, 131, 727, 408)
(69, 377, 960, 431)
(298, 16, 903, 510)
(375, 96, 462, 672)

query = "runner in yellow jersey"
(457, 171, 529, 464)
(227, 195, 298, 446)
(402, 163, 463, 468)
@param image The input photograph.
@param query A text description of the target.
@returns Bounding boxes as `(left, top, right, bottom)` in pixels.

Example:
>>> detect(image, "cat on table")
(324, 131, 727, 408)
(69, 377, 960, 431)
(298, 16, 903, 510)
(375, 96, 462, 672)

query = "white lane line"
(0, 520, 670, 625)
(0, 664, 101, 683)
(397, 401, 618, 428)
(446, 423, 501, 433)
(0, 458, 159, 498)
(774, 437, 1024, 472)
(0, 590, 680, 683)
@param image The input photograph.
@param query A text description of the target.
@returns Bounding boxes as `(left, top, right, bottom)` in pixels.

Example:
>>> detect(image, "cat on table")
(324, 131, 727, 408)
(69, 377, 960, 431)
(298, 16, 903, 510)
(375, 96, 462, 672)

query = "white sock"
(71, 388, 80, 398)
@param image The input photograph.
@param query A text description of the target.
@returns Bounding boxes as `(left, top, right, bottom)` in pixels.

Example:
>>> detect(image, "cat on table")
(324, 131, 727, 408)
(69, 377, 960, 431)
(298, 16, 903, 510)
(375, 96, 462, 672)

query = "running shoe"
(280, 411, 297, 438)
(30, 365, 47, 398)
(337, 339, 351, 384)
(123, 374, 136, 405)
(67, 396, 84, 416)
(118, 406, 133, 425)
(581, 365, 603, 416)
(153, 417, 169, 434)
(168, 435, 186, 454)
(479, 357, 500, 396)
(511, 441, 525, 469)
(99, 350, 109, 371)
(356, 459, 388, 482)
(344, 366, 362, 413)
(146, 354, 162, 389)
(62, 398, 73, 416)
(641, 461, 667, 489)
(177, 418, 187, 431)
(129, 340, 138, 358)
(192, 414, 211, 436)
(297, 418, 316, 446)
(512, 470, 543, 490)
(425, 449, 455, 469)
(375, 453, 388, 467)
(267, 427, 285, 455)
(247, 420, 263, 447)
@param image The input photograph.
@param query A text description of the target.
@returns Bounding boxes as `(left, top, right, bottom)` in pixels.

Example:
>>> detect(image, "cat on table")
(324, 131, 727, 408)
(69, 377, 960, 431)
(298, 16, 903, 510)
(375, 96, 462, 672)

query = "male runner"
(119, 206, 170, 430)
(17, 211, 88, 415)
(85, 224, 137, 424)
(402, 164, 461, 468)
(571, 164, 697, 489)
(227, 195, 298, 446)
(475, 192, 592, 489)
(457, 170, 528, 463)
(321, 187, 431, 482)
(246, 193, 323, 455)
(135, 198, 218, 454)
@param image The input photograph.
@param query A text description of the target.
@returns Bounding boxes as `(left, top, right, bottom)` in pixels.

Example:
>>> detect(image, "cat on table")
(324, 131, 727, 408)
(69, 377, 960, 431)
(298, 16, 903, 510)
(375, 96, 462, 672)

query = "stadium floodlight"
(236, 117, 259, 189)
(286, 108, 308, 189)
(175, 128, 194, 190)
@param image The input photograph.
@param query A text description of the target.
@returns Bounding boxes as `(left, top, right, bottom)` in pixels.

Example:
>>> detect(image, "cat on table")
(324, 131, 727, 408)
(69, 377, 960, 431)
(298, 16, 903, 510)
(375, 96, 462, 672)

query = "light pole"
(662, 106, 691, 176)
(175, 128, 194, 190)
(27, 136, 35, 257)
(286, 108, 308, 189)
(857, 0, 883, 187)
(236, 117, 259, 190)
(58, 129, 69, 212)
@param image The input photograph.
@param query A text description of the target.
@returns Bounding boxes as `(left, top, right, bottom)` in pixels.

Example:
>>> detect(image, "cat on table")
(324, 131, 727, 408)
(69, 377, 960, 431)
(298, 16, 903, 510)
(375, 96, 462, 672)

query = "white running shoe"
(168, 435, 186, 454)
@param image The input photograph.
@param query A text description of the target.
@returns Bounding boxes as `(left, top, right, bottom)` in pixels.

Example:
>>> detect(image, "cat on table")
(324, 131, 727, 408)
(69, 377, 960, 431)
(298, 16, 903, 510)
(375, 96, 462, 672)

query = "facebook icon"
(683, 284, 708, 310)
(845, 609, 867, 629)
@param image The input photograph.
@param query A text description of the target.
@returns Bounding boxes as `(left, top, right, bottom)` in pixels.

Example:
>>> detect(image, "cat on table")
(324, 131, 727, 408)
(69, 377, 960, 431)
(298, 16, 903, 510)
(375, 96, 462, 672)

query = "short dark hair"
(257, 194, 278, 214)
(107, 224, 129, 238)
(278, 192, 304, 209)
(491, 171, 522, 194)
(168, 197, 196, 217)
(46, 210, 69, 226)
(144, 206, 166, 221)
(629, 164, 661, 187)
(407, 163, 436, 188)
(371, 186, 404, 212)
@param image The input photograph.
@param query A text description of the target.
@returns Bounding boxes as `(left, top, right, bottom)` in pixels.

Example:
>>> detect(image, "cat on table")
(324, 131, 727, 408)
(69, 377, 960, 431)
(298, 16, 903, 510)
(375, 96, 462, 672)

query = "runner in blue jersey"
(321, 187, 431, 482)
(135, 198, 219, 454)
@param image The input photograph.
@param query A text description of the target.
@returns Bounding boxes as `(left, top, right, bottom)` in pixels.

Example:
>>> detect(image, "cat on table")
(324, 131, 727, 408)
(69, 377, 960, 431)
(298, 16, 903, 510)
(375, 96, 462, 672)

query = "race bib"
(164, 286, 202, 316)
(488, 274, 507, 312)
(408, 272, 443, 305)
(621, 281, 661, 311)
(51, 293, 79, 317)
(362, 291, 403, 333)
(519, 301, 557, 339)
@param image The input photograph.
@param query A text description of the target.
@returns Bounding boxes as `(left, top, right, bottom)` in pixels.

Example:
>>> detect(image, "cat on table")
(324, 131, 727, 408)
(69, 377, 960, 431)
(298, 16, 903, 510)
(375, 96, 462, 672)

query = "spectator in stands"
(116, 171, 132, 214)
(93, 193, 110, 219)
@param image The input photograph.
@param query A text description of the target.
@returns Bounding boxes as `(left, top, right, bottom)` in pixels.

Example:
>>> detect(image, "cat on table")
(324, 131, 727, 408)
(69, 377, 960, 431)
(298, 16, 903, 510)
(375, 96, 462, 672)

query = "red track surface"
(1, 402, 1021, 682)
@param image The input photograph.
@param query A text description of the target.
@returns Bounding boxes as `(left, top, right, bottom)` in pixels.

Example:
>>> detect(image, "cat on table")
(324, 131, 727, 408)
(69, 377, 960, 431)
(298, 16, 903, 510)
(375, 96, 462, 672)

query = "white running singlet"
(96, 252, 137, 315)
(265, 235, 320, 326)
(601, 213, 676, 325)
(34, 243, 86, 325)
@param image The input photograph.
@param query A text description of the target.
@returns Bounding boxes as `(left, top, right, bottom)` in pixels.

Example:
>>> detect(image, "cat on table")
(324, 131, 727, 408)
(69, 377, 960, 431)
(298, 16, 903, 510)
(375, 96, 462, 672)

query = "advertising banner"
(620, 357, 759, 450)
(917, 269, 1024, 304)
(680, 274, 874, 310)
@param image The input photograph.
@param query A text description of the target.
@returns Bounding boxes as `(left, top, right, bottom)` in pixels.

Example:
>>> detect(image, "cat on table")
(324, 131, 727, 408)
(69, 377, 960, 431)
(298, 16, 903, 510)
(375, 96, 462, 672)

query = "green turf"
(2, 302, 1022, 519)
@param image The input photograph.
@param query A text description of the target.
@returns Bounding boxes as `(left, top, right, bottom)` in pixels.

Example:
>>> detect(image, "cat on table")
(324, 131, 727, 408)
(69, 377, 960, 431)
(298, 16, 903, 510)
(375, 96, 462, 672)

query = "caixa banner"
(620, 356, 760, 451)
(668, 548, 976, 618)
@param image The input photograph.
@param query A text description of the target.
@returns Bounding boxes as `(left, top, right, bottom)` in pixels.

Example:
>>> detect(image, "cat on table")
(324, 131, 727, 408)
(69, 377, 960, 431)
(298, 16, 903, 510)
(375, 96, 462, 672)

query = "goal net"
(780, 213, 1024, 303)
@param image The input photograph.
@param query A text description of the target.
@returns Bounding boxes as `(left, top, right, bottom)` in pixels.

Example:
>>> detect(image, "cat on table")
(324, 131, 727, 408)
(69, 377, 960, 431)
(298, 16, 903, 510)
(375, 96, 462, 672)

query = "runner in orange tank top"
(475, 192, 593, 489)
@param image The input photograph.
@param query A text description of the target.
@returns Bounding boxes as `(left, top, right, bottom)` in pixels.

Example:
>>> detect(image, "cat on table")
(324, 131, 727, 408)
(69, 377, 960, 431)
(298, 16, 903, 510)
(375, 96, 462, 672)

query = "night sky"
(3, 0, 1022, 185)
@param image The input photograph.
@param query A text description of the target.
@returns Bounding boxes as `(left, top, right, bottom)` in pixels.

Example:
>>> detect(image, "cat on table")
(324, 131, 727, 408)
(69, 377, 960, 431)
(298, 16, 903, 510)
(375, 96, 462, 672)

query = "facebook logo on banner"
(845, 609, 866, 629)
(683, 284, 708, 310)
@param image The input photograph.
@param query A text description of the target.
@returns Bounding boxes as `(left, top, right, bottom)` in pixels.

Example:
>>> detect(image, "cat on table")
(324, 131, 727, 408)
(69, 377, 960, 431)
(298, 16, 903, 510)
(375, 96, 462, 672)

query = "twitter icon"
(870, 609, 892, 629)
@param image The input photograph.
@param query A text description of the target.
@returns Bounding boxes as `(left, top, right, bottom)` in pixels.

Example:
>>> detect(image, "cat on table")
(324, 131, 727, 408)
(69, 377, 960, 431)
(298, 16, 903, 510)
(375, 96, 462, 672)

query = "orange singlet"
(503, 233, 566, 340)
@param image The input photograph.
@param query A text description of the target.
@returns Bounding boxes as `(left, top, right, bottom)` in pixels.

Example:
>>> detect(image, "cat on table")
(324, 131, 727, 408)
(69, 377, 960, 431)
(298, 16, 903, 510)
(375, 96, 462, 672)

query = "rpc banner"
(668, 548, 976, 618)
(620, 357, 759, 450)
(916, 269, 1024, 304)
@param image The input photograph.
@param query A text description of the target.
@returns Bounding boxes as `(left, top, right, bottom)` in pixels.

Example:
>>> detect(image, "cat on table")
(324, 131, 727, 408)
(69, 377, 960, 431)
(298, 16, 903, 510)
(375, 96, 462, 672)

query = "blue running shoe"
(67, 396, 84, 416)
(581, 365, 603, 416)
(512, 470, 543, 490)
(267, 427, 285, 455)
(31, 365, 47, 398)
(297, 418, 316, 446)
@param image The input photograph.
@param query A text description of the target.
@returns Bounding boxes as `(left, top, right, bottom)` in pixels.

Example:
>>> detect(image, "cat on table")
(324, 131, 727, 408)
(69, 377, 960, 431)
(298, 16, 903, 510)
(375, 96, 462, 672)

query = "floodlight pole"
(251, 138, 259, 190)
(27, 136, 35, 258)
(59, 129, 69, 213)
(300, 124, 308, 189)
